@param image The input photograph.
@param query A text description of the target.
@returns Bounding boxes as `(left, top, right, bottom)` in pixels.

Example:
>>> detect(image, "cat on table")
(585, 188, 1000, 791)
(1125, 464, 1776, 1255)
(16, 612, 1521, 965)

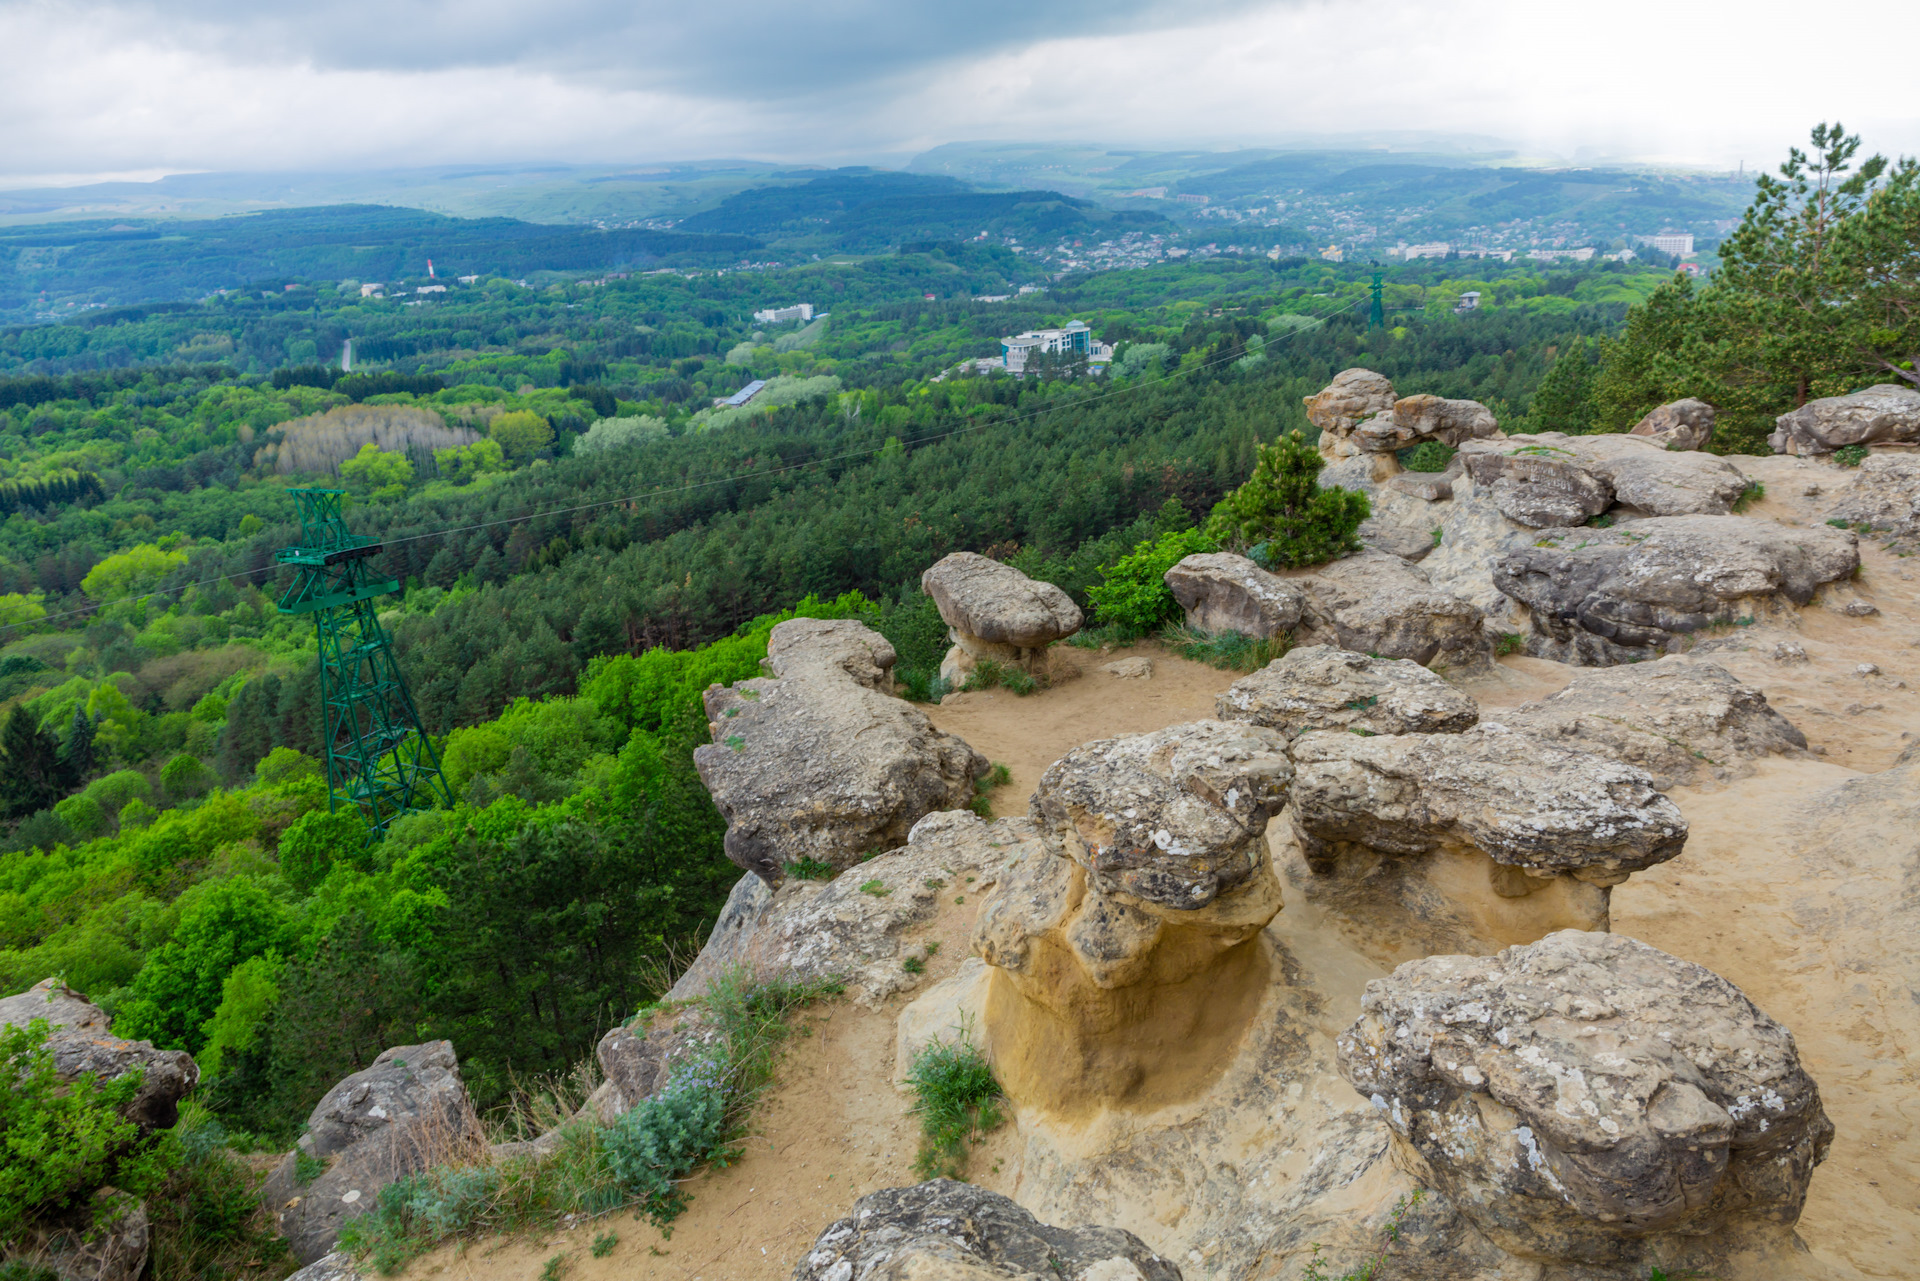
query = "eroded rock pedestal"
(1337, 930, 1834, 1275)
(922, 551, 1082, 684)
(974, 720, 1293, 1117)
(1285, 723, 1687, 962)
(694, 618, 987, 883)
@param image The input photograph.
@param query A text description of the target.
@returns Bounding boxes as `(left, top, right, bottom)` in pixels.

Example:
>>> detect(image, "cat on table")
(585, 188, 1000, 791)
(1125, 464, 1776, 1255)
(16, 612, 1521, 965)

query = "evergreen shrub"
(1206, 431, 1368, 568)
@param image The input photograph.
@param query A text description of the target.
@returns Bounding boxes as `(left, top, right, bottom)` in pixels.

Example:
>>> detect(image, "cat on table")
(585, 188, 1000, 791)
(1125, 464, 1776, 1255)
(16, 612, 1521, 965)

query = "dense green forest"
(5, 122, 1911, 1166)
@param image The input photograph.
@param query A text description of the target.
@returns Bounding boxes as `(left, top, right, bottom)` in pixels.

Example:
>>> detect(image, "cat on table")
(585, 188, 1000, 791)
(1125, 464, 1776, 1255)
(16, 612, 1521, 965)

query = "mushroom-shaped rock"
(1284, 723, 1685, 962)
(1305, 367, 1398, 459)
(1290, 551, 1493, 671)
(976, 721, 1291, 1114)
(1336, 931, 1833, 1269)
(1824, 454, 1920, 552)
(793, 1179, 1184, 1281)
(1352, 393, 1502, 454)
(0, 979, 198, 1134)
(1162, 552, 1305, 638)
(1498, 657, 1807, 790)
(1458, 441, 1613, 528)
(1630, 397, 1717, 451)
(694, 618, 988, 884)
(1030, 719, 1294, 909)
(262, 1042, 481, 1265)
(1490, 516, 1860, 664)
(1769, 382, 1920, 456)
(662, 809, 1039, 1009)
(921, 551, 1081, 683)
(1215, 644, 1479, 741)
(1290, 723, 1686, 883)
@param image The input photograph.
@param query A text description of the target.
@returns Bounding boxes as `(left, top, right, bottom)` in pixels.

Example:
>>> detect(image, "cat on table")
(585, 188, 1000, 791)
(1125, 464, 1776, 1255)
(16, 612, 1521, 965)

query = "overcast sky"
(3, 0, 1918, 184)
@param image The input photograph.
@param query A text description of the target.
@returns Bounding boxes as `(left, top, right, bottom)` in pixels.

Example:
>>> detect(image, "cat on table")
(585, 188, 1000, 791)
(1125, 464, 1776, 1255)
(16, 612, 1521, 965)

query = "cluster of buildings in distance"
(752, 302, 814, 324)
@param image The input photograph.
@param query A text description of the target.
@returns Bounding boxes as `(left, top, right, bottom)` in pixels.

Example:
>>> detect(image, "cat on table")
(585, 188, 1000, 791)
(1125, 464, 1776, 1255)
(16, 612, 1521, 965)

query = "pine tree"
(1, 705, 66, 818)
(1529, 340, 1599, 434)
(1206, 431, 1370, 568)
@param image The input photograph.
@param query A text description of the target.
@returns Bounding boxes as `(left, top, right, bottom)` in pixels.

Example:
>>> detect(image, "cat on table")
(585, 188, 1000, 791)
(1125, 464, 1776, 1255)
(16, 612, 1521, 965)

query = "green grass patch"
(961, 660, 1038, 696)
(1835, 444, 1869, 467)
(858, 879, 889, 897)
(1160, 624, 1288, 673)
(1731, 480, 1765, 513)
(1494, 633, 1528, 657)
(784, 857, 836, 882)
(905, 1027, 1005, 1180)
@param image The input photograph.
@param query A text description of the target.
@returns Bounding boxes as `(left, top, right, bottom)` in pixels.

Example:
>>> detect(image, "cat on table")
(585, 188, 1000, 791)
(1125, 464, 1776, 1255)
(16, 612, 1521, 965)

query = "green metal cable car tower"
(276, 488, 447, 834)
(1368, 266, 1385, 328)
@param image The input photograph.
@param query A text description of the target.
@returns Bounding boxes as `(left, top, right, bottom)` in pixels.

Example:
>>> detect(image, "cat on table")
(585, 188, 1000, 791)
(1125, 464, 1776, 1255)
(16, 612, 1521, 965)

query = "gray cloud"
(95, 0, 1242, 97)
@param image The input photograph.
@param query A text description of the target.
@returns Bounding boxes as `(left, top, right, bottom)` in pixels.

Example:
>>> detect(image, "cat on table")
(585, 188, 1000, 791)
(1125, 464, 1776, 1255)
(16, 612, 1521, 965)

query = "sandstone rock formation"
(1498, 657, 1808, 789)
(1286, 723, 1686, 959)
(1491, 515, 1859, 663)
(1337, 931, 1833, 1272)
(1027, 719, 1294, 909)
(1824, 454, 1920, 552)
(694, 618, 987, 884)
(0, 979, 198, 1133)
(666, 809, 1040, 1007)
(262, 1042, 482, 1265)
(1353, 393, 1503, 455)
(976, 721, 1292, 1114)
(282, 1254, 361, 1281)
(1289, 550, 1493, 671)
(1630, 397, 1717, 451)
(1214, 644, 1479, 741)
(1459, 442, 1614, 527)
(1162, 552, 1304, 638)
(1304, 367, 1398, 459)
(792, 1179, 1184, 1280)
(1317, 455, 1452, 561)
(1770, 382, 1920, 455)
(921, 551, 1082, 683)
(1457, 433, 1750, 525)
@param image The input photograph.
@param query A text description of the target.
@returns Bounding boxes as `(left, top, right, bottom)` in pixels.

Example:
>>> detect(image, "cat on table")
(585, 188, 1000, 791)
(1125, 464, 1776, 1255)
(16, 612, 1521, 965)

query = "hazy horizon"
(2, 0, 1916, 189)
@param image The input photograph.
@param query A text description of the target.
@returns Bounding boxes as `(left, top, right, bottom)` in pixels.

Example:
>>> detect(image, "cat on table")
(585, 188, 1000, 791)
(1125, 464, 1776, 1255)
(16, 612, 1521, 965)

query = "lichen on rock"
(1336, 930, 1833, 1270)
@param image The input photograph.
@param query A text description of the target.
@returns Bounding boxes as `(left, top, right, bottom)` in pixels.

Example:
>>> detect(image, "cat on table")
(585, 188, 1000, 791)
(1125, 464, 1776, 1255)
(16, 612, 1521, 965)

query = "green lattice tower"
(1368, 267, 1385, 328)
(276, 488, 447, 834)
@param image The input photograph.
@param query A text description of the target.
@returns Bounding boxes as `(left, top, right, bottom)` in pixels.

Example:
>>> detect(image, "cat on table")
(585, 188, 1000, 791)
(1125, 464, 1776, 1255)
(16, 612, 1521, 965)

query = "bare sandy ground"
(409, 495, 1920, 1280)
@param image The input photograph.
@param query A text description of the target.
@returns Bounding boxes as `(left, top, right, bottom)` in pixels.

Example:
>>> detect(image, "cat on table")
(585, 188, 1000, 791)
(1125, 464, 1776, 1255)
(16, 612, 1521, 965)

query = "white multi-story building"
(1000, 321, 1113, 373)
(1643, 233, 1695, 257)
(752, 303, 814, 324)
(1402, 242, 1451, 260)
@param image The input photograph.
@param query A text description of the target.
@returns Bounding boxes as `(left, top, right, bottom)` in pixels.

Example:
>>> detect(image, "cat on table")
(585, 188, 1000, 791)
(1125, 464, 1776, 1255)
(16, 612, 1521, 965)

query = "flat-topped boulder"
(1289, 550, 1493, 671)
(793, 1179, 1184, 1281)
(1459, 433, 1750, 524)
(1458, 440, 1613, 527)
(263, 1042, 481, 1265)
(1498, 657, 1808, 789)
(1337, 931, 1833, 1271)
(1630, 396, 1717, 451)
(0, 979, 198, 1133)
(921, 552, 1081, 684)
(1215, 644, 1479, 741)
(1305, 367, 1398, 459)
(1770, 382, 1920, 455)
(1824, 454, 1920, 552)
(1029, 719, 1294, 909)
(1491, 515, 1859, 664)
(1290, 723, 1687, 884)
(694, 618, 987, 884)
(1283, 723, 1685, 962)
(1162, 552, 1304, 638)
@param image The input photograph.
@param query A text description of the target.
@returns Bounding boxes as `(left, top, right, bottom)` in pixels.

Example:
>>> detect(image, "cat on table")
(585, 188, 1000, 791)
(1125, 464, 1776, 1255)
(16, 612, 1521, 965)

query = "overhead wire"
(1, 291, 1368, 635)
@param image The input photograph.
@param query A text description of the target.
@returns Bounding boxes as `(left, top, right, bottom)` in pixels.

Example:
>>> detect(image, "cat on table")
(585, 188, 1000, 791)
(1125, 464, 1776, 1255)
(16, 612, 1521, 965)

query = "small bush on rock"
(1206, 431, 1369, 568)
(1400, 440, 1456, 473)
